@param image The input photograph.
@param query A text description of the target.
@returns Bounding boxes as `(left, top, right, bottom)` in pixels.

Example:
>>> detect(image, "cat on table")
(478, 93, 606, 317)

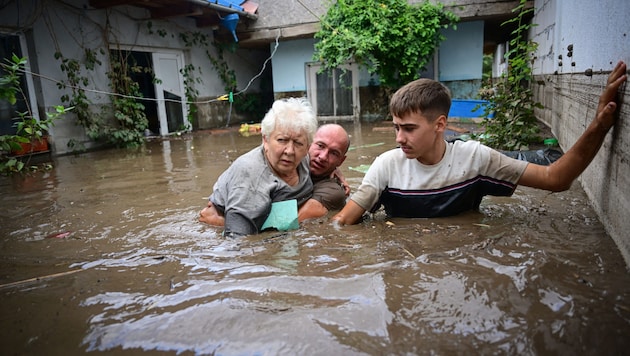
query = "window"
(306, 62, 359, 122)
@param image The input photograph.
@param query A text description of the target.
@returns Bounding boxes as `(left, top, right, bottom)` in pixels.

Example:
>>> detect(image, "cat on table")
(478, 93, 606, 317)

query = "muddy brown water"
(1, 122, 629, 355)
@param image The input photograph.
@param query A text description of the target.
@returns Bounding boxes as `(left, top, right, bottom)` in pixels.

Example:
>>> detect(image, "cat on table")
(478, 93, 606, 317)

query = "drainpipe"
(188, 0, 258, 21)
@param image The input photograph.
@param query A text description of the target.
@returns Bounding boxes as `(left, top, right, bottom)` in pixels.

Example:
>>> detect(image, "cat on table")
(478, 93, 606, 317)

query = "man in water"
(332, 61, 627, 224)
(200, 123, 351, 226)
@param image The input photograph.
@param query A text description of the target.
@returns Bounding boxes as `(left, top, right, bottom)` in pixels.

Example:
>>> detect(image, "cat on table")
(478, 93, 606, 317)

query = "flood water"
(1, 122, 630, 355)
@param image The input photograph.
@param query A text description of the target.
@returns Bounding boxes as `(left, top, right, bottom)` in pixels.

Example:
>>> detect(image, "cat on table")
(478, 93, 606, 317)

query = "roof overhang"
(88, 0, 258, 29)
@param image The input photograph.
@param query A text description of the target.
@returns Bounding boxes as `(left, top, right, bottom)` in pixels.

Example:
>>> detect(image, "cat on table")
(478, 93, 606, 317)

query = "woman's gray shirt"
(209, 145, 313, 236)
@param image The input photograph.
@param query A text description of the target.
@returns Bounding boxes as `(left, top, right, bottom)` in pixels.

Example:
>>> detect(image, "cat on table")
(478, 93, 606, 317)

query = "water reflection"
(1, 124, 629, 354)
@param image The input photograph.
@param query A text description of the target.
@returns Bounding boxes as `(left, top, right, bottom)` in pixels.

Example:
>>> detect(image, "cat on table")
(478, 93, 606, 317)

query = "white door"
(152, 52, 190, 135)
(306, 62, 359, 122)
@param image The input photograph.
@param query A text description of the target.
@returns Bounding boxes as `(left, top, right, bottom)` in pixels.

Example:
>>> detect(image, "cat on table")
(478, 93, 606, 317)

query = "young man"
(333, 61, 627, 225)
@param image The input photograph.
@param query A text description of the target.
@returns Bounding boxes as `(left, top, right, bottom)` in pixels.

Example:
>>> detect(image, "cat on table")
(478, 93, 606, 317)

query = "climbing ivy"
(476, 0, 543, 150)
(105, 50, 149, 148)
(314, 0, 459, 89)
(56, 49, 104, 142)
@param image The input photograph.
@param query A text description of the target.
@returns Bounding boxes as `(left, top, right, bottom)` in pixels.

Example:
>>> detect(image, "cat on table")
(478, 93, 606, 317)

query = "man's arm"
(297, 199, 329, 221)
(518, 60, 627, 191)
(331, 199, 367, 225)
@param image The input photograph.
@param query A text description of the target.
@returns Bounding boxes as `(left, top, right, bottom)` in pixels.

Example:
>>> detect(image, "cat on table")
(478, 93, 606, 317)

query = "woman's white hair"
(260, 97, 318, 144)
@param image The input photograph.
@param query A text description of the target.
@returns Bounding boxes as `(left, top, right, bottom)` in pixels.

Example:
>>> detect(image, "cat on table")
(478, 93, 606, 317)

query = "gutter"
(188, 0, 258, 21)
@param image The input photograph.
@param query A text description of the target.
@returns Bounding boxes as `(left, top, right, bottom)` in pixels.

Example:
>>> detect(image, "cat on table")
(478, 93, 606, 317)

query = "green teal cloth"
(261, 199, 299, 231)
(349, 164, 371, 174)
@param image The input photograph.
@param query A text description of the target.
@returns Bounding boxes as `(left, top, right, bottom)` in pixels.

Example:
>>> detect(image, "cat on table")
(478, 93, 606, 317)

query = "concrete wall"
(531, 0, 630, 265)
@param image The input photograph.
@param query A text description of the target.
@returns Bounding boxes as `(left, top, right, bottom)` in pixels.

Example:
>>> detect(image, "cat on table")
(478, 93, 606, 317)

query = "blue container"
(448, 99, 494, 118)
(221, 13, 240, 42)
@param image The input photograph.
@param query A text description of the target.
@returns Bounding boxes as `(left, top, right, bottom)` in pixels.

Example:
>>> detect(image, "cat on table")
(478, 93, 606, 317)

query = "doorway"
(0, 33, 39, 136)
(116, 49, 189, 136)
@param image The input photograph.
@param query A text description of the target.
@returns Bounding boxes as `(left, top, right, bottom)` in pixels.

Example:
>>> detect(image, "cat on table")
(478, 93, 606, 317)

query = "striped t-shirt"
(350, 140, 529, 218)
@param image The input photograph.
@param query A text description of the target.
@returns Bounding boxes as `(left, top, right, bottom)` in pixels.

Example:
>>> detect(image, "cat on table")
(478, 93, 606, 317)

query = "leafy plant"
(104, 50, 149, 148)
(56, 49, 104, 142)
(313, 0, 458, 89)
(181, 63, 201, 125)
(0, 55, 71, 174)
(476, 0, 543, 150)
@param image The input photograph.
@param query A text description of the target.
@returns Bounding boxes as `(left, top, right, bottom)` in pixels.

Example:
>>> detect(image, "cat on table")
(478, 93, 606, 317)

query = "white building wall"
(270, 38, 315, 93)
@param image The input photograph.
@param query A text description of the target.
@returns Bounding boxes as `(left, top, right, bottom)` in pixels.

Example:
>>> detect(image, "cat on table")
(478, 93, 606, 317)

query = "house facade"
(0, 0, 528, 154)
(0, 0, 268, 152)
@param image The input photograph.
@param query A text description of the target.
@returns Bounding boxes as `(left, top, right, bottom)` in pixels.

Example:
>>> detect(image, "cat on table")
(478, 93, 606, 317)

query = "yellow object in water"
(239, 123, 261, 136)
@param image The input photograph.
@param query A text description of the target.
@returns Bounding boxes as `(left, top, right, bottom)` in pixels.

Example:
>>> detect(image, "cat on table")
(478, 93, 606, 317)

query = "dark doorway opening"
(115, 50, 159, 135)
(0, 34, 29, 136)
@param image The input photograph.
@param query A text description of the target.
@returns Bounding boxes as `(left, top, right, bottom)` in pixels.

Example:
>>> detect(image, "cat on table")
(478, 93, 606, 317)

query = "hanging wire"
(225, 29, 281, 127)
(9, 29, 281, 107)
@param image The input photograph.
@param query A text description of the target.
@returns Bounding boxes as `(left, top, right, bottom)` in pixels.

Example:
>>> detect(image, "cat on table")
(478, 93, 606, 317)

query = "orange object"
(12, 137, 49, 156)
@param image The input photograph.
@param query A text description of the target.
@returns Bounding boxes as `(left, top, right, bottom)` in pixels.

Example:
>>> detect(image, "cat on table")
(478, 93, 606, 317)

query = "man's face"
(393, 111, 445, 164)
(309, 127, 347, 178)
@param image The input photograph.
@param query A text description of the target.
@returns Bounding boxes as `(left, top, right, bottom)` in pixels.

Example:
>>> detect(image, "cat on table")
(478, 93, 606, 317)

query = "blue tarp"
(448, 99, 494, 118)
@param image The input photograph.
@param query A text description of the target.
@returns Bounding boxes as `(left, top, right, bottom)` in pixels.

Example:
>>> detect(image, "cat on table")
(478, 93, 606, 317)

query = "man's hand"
(331, 167, 350, 196)
(596, 61, 627, 131)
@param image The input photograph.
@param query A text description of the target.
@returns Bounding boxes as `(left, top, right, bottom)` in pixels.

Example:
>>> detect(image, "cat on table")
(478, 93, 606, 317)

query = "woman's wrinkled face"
(263, 129, 309, 178)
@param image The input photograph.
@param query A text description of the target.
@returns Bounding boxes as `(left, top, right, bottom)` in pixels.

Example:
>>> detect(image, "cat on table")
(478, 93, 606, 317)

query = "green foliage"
(0, 55, 71, 174)
(56, 49, 104, 142)
(105, 51, 149, 148)
(181, 63, 201, 124)
(476, 0, 543, 150)
(233, 92, 269, 119)
(313, 0, 458, 88)
(206, 41, 238, 93)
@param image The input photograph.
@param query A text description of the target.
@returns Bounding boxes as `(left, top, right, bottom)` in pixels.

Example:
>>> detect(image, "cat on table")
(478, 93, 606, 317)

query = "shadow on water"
(1, 122, 630, 355)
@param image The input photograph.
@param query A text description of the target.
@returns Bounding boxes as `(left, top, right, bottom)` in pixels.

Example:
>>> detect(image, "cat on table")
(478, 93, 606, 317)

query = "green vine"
(181, 63, 201, 124)
(314, 0, 458, 89)
(105, 50, 149, 148)
(476, 0, 543, 150)
(56, 49, 103, 141)
(206, 43, 237, 94)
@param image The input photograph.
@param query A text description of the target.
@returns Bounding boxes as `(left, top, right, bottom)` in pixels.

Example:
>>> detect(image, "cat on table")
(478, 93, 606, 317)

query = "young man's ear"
(434, 115, 448, 132)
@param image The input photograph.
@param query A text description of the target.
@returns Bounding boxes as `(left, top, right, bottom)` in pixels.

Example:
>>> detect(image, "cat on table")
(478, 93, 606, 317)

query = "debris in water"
(46, 231, 72, 239)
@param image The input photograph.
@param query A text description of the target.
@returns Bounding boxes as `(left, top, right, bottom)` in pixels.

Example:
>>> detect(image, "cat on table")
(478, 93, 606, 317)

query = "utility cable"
(7, 29, 281, 107)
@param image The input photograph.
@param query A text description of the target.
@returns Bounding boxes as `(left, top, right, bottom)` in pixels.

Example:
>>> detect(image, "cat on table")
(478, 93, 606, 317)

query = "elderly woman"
(199, 97, 318, 237)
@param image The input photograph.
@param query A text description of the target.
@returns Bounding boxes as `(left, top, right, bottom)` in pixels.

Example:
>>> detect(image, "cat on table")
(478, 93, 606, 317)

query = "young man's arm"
(518, 60, 627, 191)
(331, 199, 366, 225)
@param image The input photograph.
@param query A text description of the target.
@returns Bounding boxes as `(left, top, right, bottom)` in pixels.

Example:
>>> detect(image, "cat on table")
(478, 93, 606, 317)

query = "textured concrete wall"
(533, 71, 630, 267)
(531, 0, 630, 266)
